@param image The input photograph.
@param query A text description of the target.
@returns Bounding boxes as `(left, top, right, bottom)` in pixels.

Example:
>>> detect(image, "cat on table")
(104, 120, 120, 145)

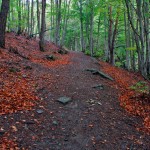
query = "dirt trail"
(0, 51, 149, 149)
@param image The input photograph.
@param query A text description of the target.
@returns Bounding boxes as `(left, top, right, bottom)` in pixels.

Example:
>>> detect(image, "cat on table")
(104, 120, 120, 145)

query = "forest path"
(1, 51, 149, 149)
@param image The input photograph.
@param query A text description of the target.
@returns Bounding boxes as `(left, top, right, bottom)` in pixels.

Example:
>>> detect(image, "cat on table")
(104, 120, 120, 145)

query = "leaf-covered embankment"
(100, 61, 150, 133)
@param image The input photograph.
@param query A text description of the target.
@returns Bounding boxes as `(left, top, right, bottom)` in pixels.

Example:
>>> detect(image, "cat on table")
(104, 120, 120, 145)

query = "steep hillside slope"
(0, 33, 149, 149)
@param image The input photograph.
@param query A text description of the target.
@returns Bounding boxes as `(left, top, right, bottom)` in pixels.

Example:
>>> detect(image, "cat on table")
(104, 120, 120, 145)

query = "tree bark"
(50, 0, 53, 41)
(55, 0, 62, 45)
(110, 10, 119, 65)
(26, 0, 30, 35)
(96, 13, 101, 52)
(104, 12, 109, 61)
(17, 0, 22, 35)
(39, 0, 46, 51)
(0, 0, 10, 48)
(144, 1, 150, 74)
(36, 0, 40, 34)
(108, 6, 112, 63)
(79, 0, 85, 52)
(89, 3, 94, 56)
(61, 0, 71, 46)
(30, 0, 34, 35)
(124, 11, 130, 70)
(108, 6, 119, 65)
(136, 0, 146, 76)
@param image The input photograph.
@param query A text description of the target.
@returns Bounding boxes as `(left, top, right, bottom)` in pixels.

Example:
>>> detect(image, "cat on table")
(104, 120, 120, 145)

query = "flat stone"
(97, 102, 102, 105)
(57, 96, 72, 104)
(46, 55, 55, 61)
(53, 120, 58, 125)
(85, 68, 98, 73)
(85, 68, 114, 81)
(23, 121, 35, 125)
(92, 84, 104, 90)
(36, 109, 44, 114)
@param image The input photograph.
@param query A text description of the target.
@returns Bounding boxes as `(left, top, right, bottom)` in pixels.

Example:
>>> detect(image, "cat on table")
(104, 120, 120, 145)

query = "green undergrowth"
(130, 81, 149, 95)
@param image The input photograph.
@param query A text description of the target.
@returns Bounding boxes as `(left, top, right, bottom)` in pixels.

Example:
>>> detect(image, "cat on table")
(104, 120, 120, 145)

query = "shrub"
(130, 81, 149, 94)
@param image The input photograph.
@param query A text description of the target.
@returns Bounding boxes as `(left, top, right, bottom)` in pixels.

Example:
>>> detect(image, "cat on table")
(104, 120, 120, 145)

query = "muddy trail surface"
(0, 49, 149, 150)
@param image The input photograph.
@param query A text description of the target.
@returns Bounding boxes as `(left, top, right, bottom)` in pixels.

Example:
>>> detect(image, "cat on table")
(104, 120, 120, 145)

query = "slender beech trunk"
(124, 12, 130, 70)
(108, 6, 112, 63)
(104, 12, 108, 61)
(96, 13, 101, 51)
(90, 5, 94, 56)
(62, 0, 67, 43)
(10, 1, 14, 31)
(79, 0, 85, 52)
(61, 0, 71, 46)
(30, 0, 34, 35)
(36, 0, 40, 34)
(50, 0, 53, 41)
(129, 4, 135, 71)
(131, 32, 136, 71)
(52, 0, 55, 41)
(17, 0, 22, 35)
(0, 0, 10, 48)
(39, 0, 46, 51)
(110, 10, 119, 65)
(108, 6, 119, 65)
(26, 0, 30, 34)
(136, 0, 146, 76)
(55, 0, 61, 45)
(7, 2, 11, 31)
(144, 1, 150, 74)
(50, 0, 55, 41)
(22, 0, 26, 31)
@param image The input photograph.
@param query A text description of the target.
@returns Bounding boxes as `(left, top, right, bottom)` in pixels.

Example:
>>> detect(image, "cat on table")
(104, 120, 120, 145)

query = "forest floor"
(0, 32, 149, 149)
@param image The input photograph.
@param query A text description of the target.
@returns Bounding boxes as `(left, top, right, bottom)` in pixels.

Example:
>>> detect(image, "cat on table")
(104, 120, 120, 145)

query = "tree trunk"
(144, 1, 150, 74)
(108, 6, 119, 65)
(0, 0, 10, 48)
(50, 0, 53, 41)
(30, 0, 34, 35)
(61, 0, 71, 46)
(90, 6, 94, 56)
(36, 0, 40, 34)
(104, 12, 109, 61)
(124, 11, 130, 70)
(125, 0, 149, 77)
(131, 32, 136, 71)
(7, 1, 11, 31)
(55, 0, 61, 45)
(96, 13, 101, 52)
(79, 0, 85, 52)
(26, 0, 30, 35)
(136, 0, 146, 76)
(39, 0, 46, 51)
(17, 0, 22, 35)
(108, 6, 112, 63)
